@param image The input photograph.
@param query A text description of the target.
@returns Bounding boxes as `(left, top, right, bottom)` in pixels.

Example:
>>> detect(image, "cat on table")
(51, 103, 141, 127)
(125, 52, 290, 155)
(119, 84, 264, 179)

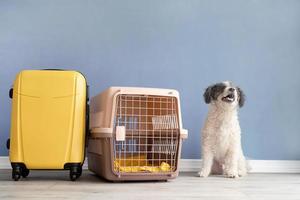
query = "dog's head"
(203, 81, 245, 108)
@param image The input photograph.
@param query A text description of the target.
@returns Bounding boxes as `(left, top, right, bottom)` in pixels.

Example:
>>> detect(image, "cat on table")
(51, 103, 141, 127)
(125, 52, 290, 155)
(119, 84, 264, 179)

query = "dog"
(198, 81, 247, 178)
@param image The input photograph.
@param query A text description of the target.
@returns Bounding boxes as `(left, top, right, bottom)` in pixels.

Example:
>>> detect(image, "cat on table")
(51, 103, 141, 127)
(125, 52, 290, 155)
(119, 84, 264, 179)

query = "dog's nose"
(229, 88, 235, 92)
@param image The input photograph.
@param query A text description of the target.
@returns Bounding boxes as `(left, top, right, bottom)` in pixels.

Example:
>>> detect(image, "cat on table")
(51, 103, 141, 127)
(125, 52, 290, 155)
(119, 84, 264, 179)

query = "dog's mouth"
(222, 94, 235, 103)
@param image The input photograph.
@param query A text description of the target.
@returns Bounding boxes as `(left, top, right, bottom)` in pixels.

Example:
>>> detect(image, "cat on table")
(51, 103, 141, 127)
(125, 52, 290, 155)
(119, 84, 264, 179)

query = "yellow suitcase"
(7, 70, 89, 181)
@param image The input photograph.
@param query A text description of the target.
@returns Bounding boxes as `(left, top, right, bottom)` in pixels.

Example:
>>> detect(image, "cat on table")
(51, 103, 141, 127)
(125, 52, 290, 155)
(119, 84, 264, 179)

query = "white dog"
(198, 81, 247, 178)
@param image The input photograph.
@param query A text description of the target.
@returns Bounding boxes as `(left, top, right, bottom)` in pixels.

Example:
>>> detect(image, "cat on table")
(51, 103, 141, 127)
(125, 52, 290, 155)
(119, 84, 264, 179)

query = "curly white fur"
(198, 81, 247, 178)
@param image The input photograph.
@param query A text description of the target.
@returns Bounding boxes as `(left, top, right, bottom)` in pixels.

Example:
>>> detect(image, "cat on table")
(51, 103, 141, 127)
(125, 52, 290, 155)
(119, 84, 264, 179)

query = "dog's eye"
(211, 85, 226, 100)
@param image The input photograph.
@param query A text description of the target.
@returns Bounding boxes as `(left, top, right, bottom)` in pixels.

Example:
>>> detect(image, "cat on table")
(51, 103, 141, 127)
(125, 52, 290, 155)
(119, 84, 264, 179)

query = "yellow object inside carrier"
(114, 154, 171, 173)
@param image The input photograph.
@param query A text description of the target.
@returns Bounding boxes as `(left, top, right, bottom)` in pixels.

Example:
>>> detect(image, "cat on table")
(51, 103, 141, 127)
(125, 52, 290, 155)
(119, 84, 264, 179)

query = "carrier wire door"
(113, 94, 180, 175)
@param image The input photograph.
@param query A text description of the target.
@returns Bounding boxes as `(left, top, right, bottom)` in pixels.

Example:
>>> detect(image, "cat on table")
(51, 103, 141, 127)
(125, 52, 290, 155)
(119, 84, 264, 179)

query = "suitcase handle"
(6, 138, 10, 150)
(85, 84, 90, 147)
(9, 88, 13, 99)
(86, 85, 89, 101)
(42, 69, 64, 71)
(85, 103, 90, 147)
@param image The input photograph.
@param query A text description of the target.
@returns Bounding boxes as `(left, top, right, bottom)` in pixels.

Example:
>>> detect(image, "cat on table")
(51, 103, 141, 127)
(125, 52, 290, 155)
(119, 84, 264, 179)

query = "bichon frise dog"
(198, 81, 247, 178)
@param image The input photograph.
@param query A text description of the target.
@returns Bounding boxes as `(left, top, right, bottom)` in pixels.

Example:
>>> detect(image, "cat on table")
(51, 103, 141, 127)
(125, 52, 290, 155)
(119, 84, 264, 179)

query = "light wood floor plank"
(1, 170, 300, 200)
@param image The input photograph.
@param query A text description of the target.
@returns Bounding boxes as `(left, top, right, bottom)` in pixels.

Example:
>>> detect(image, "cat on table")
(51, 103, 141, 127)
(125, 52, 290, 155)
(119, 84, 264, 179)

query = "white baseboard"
(179, 159, 300, 173)
(1, 157, 300, 173)
(0, 157, 10, 169)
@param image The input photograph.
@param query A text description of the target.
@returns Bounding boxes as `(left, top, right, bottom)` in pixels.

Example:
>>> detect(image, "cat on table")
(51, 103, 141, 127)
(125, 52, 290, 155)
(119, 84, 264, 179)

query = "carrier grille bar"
(113, 95, 180, 174)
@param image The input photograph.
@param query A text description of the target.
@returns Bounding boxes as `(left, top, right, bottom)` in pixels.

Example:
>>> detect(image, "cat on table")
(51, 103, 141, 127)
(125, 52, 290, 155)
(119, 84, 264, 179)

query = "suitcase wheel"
(69, 166, 82, 181)
(12, 166, 21, 181)
(21, 168, 30, 178)
(12, 164, 29, 181)
(12, 172, 21, 181)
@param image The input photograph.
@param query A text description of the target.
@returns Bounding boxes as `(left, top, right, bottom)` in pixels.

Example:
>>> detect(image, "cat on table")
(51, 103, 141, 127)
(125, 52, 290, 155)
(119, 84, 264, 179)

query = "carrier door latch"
(116, 126, 126, 141)
(180, 129, 188, 139)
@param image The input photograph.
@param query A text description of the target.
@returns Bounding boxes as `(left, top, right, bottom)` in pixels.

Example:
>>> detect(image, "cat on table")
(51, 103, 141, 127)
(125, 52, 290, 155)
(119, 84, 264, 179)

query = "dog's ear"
(203, 86, 212, 104)
(237, 87, 245, 107)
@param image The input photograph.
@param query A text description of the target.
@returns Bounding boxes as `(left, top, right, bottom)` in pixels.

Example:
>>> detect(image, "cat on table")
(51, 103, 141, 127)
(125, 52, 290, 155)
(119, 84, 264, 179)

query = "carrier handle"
(180, 129, 188, 139)
(90, 128, 113, 138)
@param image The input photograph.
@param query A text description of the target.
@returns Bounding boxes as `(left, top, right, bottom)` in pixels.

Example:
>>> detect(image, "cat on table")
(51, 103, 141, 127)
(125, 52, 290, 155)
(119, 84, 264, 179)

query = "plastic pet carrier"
(88, 87, 188, 181)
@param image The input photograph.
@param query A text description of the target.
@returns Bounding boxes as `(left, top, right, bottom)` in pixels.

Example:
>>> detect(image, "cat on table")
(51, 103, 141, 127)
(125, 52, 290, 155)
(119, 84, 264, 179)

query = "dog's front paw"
(197, 170, 209, 178)
(238, 170, 247, 177)
(225, 172, 239, 178)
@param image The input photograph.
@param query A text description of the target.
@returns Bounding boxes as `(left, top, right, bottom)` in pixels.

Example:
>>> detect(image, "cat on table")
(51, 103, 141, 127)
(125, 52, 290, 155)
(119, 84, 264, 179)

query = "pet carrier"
(87, 87, 188, 181)
(7, 70, 89, 181)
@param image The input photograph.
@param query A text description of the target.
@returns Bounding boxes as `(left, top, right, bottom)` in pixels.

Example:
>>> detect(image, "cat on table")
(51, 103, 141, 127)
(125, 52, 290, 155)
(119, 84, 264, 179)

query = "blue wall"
(1, 0, 300, 159)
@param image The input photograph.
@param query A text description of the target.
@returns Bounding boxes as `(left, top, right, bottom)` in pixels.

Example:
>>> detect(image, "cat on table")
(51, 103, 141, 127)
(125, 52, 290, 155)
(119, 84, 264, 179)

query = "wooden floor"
(0, 170, 300, 200)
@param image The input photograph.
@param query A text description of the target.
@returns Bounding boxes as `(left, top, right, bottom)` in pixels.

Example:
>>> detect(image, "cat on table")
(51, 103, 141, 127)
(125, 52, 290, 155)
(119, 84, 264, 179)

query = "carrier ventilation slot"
(152, 115, 178, 130)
